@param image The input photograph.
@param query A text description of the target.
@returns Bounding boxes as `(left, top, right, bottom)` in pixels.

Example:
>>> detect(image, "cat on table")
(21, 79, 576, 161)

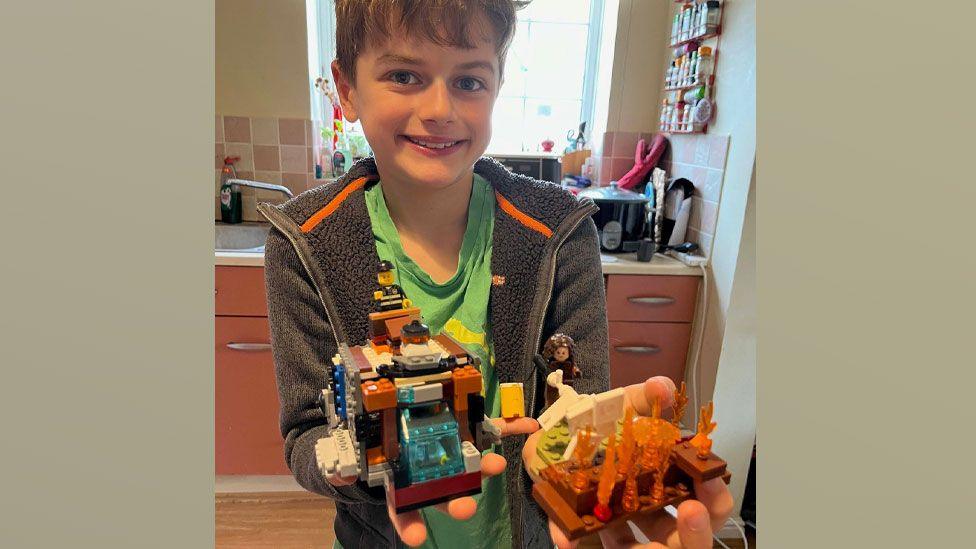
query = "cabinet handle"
(627, 296, 676, 306)
(614, 345, 661, 354)
(226, 342, 272, 351)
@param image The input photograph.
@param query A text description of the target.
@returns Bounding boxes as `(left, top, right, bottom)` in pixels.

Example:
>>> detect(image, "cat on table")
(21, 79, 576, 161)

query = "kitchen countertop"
(215, 249, 703, 276)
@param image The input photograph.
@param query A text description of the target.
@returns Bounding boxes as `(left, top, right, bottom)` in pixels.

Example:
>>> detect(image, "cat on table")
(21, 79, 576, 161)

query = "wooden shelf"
(669, 27, 721, 48)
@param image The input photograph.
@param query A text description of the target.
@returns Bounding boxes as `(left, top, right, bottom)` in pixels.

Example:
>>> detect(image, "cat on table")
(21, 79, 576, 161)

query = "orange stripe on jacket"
(494, 191, 553, 238)
(300, 176, 376, 233)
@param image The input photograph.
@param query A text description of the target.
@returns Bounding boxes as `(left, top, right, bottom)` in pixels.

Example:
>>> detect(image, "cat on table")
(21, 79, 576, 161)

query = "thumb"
(675, 499, 713, 549)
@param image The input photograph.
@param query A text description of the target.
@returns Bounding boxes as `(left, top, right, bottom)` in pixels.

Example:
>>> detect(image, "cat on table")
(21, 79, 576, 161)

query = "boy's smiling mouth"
(401, 134, 467, 155)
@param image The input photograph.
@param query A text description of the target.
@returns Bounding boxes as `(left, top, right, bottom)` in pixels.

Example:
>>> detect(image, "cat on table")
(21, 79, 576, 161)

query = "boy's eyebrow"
(375, 53, 496, 75)
(456, 60, 496, 75)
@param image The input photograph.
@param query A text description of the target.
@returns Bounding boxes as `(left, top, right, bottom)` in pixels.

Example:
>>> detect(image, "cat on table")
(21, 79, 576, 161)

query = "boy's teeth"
(409, 137, 457, 149)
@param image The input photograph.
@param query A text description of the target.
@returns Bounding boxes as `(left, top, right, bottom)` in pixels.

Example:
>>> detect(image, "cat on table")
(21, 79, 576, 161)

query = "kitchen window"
(307, 0, 604, 155)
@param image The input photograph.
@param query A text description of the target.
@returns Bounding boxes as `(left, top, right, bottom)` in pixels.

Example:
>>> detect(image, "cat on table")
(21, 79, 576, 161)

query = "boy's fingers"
(692, 477, 735, 533)
(548, 519, 580, 549)
(624, 376, 676, 417)
(491, 416, 540, 437)
(481, 452, 507, 476)
(675, 499, 714, 549)
(445, 496, 477, 520)
(387, 505, 427, 547)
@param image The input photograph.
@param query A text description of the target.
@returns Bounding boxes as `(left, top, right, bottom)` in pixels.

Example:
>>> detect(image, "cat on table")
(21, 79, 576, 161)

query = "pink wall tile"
(599, 160, 612, 186)
(279, 119, 306, 146)
(223, 116, 251, 143)
(282, 172, 307, 196)
(306, 147, 313, 173)
(611, 131, 638, 157)
(610, 157, 633, 181)
(671, 136, 694, 163)
(601, 132, 614, 157)
(708, 135, 729, 170)
(253, 171, 282, 184)
(699, 169, 724, 202)
(305, 120, 313, 147)
(689, 196, 703, 231)
(700, 199, 719, 235)
(224, 143, 253, 172)
(253, 145, 280, 171)
(215, 144, 224, 170)
(236, 170, 254, 180)
(280, 145, 306, 173)
(689, 166, 708, 189)
(215, 115, 224, 142)
(251, 118, 279, 145)
(693, 136, 710, 166)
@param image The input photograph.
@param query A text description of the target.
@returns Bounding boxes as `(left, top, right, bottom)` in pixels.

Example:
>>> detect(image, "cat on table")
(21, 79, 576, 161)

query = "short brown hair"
(334, 0, 530, 81)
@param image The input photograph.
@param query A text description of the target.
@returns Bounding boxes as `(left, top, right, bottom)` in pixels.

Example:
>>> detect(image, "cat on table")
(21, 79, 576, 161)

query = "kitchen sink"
(215, 222, 270, 252)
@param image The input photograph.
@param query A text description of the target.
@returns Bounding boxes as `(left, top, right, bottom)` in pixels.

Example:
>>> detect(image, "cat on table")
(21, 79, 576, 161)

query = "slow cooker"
(578, 182, 651, 253)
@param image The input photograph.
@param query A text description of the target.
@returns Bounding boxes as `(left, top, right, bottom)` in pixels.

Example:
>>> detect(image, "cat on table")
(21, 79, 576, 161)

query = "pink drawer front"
(215, 266, 268, 317)
(608, 321, 692, 389)
(606, 275, 699, 323)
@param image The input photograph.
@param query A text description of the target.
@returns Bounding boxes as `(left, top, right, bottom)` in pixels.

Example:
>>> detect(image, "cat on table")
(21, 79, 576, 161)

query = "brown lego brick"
(433, 333, 470, 360)
(381, 408, 399, 462)
(392, 371, 452, 387)
(455, 408, 472, 443)
(533, 481, 587, 539)
(366, 447, 386, 465)
(362, 378, 396, 412)
(671, 442, 727, 483)
(368, 307, 421, 339)
(384, 315, 417, 342)
(349, 346, 375, 373)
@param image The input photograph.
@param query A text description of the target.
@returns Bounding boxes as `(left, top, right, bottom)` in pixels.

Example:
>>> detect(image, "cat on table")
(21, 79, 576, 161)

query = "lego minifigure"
(542, 333, 581, 407)
(372, 260, 412, 312)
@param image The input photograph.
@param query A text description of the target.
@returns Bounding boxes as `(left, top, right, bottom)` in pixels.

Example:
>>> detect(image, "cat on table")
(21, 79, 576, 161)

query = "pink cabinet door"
(215, 316, 289, 475)
(606, 275, 699, 323)
(608, 321, 692, 389)
(215, 266, 268, 317)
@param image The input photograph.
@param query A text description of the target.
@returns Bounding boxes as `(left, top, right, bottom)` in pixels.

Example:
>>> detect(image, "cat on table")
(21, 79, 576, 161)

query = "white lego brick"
(592, 388, 625, 427)
(362, 345, 393, 370)
(561, 433, 578, 462)
(366, 463, 393, 487)
(333, 429, 360, 478)
(537, 391, 580, 431)
(460, 440, 481, 473)
(332, 354, 342, 366)
(565, 395, 596, 434)
(410, 382, 443, 403)
(321, 388, 338, 429)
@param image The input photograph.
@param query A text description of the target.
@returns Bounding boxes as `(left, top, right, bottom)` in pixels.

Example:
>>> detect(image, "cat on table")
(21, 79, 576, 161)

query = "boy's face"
(333, 25, 500, 191)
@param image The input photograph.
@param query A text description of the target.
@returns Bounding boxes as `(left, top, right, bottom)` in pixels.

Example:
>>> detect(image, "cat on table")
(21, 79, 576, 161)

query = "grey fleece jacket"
(257, 156, 609, 549)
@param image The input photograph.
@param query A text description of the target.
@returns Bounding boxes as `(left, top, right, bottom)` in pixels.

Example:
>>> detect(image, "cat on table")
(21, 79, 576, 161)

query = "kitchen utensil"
(577, 182, 652, 253)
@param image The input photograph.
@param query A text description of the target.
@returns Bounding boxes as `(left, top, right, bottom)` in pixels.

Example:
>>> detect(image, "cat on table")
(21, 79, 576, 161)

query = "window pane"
(489, 96, 526, 153)
(523, 98, 582, 152)
(523, 23, 589, 101)
(498, 24, 529, 98)
(519, 0, 591, 25)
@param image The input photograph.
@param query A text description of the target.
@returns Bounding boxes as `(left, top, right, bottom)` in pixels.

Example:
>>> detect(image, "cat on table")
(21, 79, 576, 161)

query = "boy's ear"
(330, 59, 359, 123)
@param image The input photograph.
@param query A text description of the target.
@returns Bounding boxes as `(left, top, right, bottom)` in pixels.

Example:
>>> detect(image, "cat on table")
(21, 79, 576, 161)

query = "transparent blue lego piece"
(399, 403, 464, 484)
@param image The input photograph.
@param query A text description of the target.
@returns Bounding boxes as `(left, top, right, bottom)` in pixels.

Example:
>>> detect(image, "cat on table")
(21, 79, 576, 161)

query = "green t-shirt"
(346, 173, 509, 549)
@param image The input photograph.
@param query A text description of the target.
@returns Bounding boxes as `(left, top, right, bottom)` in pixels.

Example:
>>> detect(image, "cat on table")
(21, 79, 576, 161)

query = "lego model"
(314, 293, 515, 512)
(499, 382, 526, 419)
(373, 260, 412, 312)
(542, 334, 581, 407)
(529, 375, 730, 541)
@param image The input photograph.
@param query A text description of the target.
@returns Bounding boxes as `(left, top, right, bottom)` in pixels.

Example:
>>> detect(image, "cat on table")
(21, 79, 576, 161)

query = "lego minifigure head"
(543, 333, 575, 363)
(401, 319, 431, 346)
(377, 260, 396, 287)
(331, 1, 525, 192)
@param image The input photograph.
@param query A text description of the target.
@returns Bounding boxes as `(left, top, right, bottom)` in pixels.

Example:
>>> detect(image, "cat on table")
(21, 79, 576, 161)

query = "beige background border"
(3, 1, 975, 547)
(760, 1, 975, 547)
(2, 1, 214, 547)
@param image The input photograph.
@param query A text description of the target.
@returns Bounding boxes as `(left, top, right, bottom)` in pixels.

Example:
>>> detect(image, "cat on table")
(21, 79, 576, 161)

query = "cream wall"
(215, 0, 310, 118)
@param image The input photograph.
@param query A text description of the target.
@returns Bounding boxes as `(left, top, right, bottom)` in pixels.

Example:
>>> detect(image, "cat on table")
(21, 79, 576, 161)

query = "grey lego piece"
(321, 388, 338, 429)
(366, 462, 393, 487)
(333, 429, 360, 478)
(460, 440, 481, 473)
(336, 344, 368, 481)
(410, 382, 443, 403)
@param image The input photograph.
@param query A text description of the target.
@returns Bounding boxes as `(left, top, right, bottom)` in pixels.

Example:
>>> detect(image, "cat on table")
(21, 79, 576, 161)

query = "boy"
(259, 1, 732, 548)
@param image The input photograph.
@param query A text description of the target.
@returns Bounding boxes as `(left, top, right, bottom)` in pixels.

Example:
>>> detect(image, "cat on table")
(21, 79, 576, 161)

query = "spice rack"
(659, 1, 724, 135)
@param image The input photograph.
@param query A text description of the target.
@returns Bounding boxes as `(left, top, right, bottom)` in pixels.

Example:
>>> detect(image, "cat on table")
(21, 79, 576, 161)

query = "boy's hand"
(521, 377, 735, 549)
(386, 416, 540, 547)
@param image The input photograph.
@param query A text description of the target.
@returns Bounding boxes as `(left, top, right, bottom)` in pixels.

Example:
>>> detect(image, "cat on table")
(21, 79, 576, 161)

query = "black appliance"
(490, 153, 561, 184)
(577, 182, 651, 253)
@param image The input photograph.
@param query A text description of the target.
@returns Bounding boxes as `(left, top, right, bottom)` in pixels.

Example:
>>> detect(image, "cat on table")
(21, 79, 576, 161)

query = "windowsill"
(485, 150, 564, 159)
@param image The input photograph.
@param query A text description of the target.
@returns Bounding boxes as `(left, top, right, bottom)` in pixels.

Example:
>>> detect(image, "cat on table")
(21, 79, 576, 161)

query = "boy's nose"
(416, 80, 457, 125)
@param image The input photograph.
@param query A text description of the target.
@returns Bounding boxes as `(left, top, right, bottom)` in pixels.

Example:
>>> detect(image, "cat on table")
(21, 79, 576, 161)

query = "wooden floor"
(215, 491, 756, 548)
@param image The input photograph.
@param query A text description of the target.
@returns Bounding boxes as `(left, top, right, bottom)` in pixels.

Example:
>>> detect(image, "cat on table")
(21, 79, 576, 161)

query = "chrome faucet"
(227, 178, 294, 200)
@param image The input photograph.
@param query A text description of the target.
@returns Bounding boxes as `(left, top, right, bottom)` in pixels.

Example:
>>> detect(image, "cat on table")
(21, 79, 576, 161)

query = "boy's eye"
(455, 77, 485, 92)
(388, 71, 419, 85)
